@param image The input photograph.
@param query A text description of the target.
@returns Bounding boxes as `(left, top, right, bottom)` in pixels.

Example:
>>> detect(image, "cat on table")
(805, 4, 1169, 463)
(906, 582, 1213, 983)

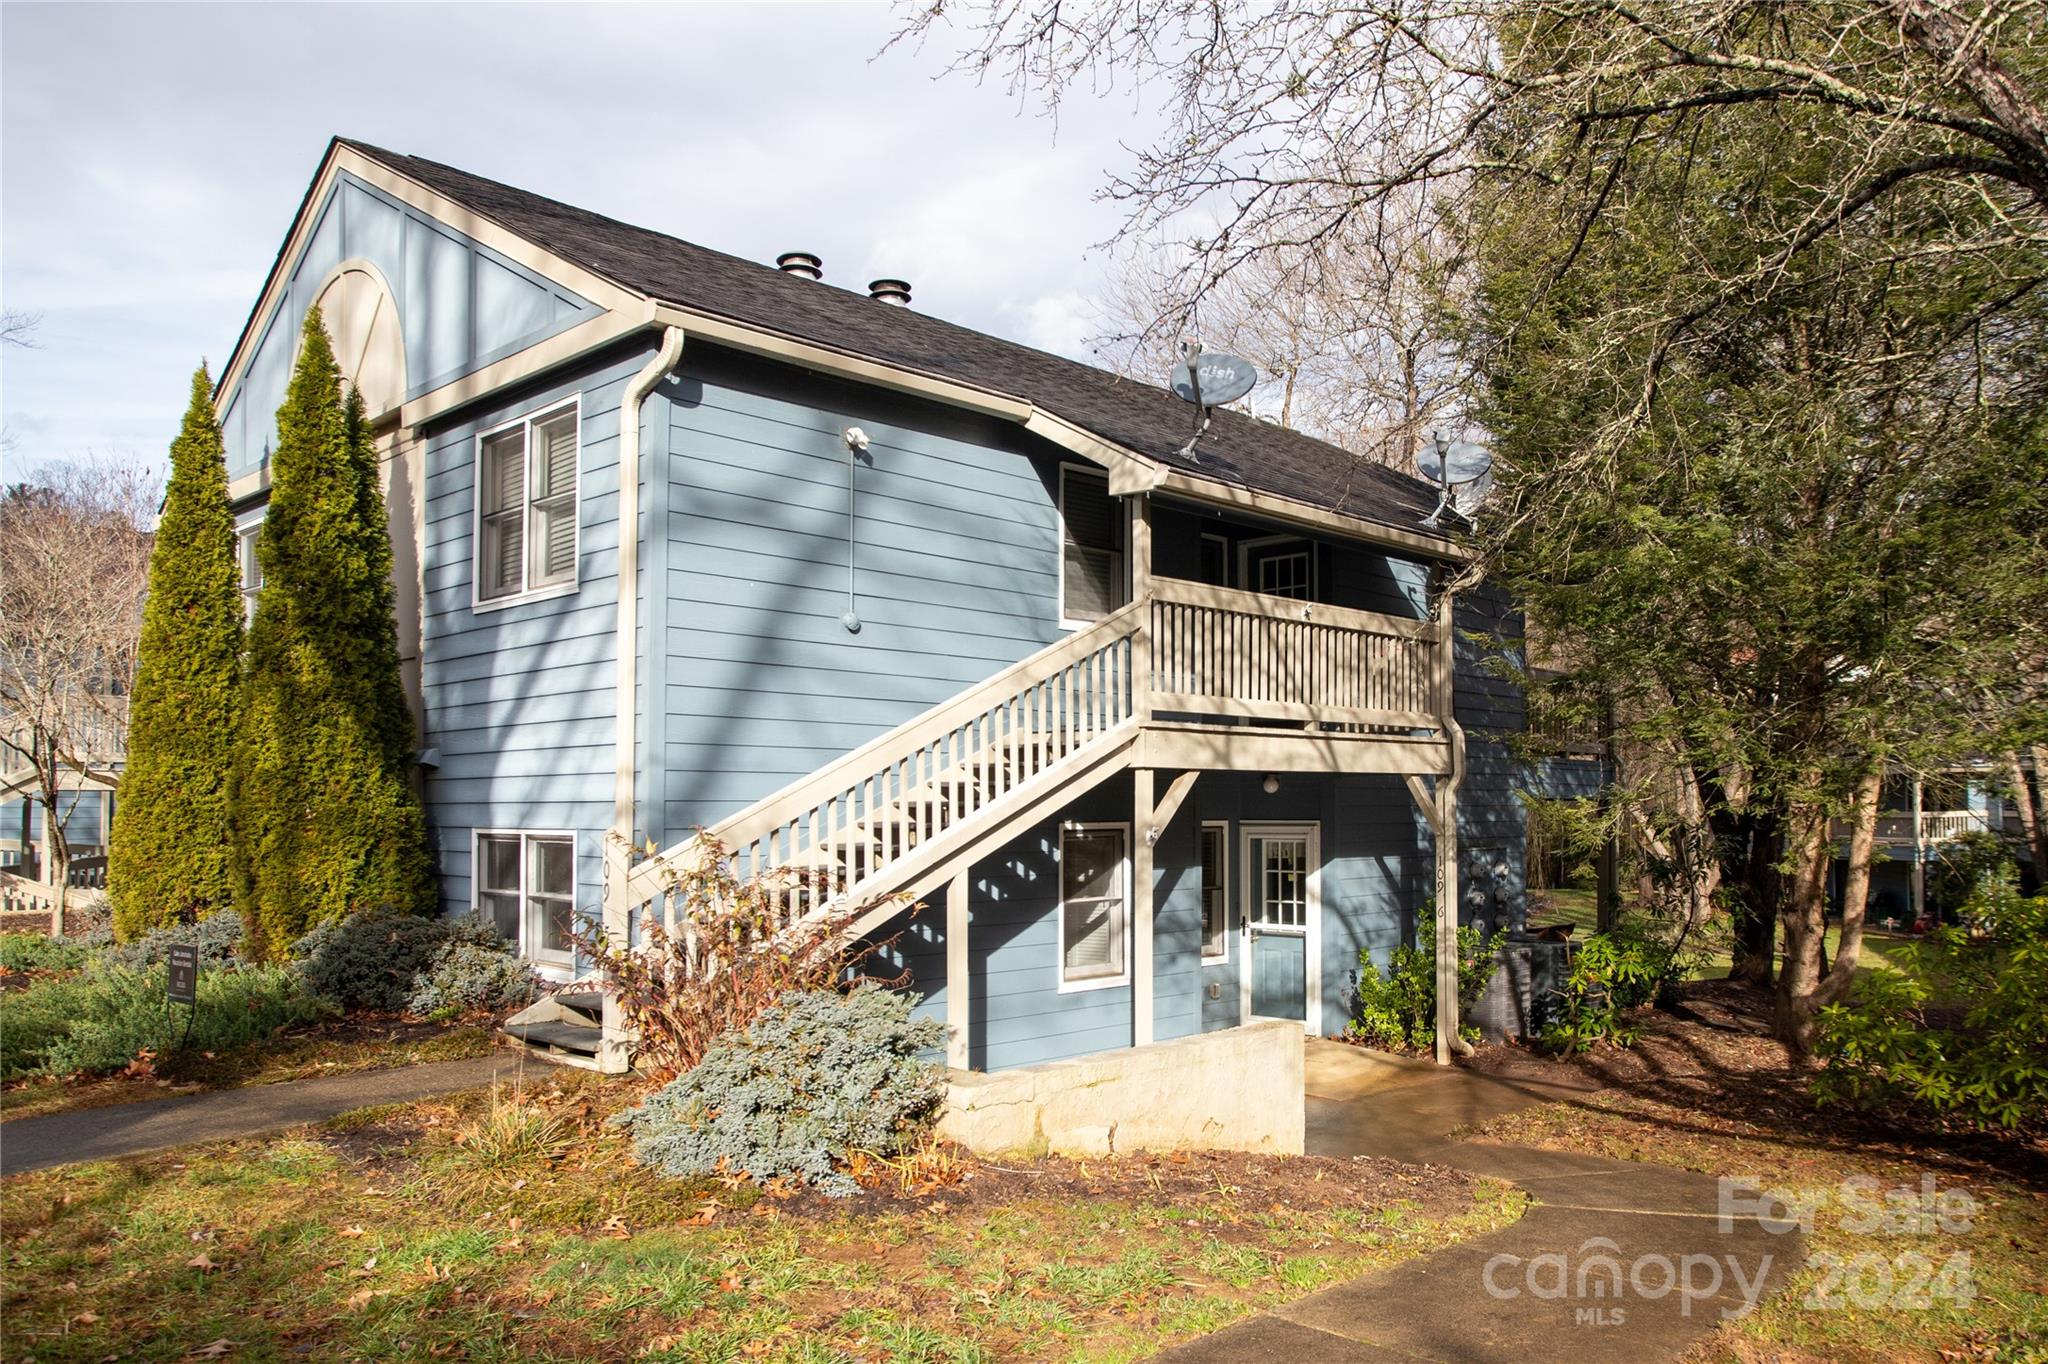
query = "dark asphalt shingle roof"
(339, 138, 1446, 539)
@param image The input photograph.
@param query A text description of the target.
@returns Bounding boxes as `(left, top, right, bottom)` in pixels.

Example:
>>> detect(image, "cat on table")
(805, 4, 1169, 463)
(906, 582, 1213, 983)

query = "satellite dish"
(1417, 431, 1494, 528)
(1170, 350, 1259, 408)
(1417, 438, 1492, 485)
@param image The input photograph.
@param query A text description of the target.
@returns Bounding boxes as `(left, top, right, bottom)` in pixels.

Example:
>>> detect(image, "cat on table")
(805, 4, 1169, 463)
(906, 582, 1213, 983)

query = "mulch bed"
(1462, 978, 2048, 1188)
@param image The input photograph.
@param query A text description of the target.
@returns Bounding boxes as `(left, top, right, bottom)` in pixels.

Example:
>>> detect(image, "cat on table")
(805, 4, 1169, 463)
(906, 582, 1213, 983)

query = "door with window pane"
(1241, 824, 1319, 1028)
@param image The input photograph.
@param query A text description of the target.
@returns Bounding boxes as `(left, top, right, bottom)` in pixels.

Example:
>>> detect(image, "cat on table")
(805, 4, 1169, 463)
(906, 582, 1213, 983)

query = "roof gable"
(335, 139, 1449, 544)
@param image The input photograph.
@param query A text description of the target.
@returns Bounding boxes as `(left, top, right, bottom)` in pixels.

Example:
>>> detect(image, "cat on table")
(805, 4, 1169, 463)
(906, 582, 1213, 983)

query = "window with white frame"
(236, 517, 265, 623)
(476, 401, 580, 604)
(1200, 822, 1230, 961)
(1059, 824, 1129, 987)
(1255, 546, 1312, 600)
(1059, 466, 1126, 625)
(475, 831, 576, 964)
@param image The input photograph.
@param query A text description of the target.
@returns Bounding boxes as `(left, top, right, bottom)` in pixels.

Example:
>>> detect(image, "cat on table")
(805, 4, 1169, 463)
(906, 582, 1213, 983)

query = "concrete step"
(504, 1019, 600, 1057)
(552, 989, 602, 1021)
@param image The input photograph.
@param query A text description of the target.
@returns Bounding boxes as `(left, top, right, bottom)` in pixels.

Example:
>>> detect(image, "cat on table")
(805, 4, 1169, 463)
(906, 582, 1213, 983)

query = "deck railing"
(1147, 579, 1441, 730)
(613, 579, 1448, 951)
(1866, 811, 1990, 844)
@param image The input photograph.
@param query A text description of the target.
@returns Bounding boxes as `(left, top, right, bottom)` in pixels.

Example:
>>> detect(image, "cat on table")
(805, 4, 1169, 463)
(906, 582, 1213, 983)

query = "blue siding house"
(211, 138, 1526, 1075)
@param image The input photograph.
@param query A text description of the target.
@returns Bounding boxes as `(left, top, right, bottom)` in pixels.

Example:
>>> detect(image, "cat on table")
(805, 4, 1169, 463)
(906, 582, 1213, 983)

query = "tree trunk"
(1698, 766, 1780, 986)
(1813, 765, 1883, 1010)
(1774, 797, 1835, 1059)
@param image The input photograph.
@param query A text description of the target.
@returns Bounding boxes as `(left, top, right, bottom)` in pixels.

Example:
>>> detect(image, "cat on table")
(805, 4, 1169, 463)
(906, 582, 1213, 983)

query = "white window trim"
(1238, 821, 1322, 1032)
(471, 395, 583, 614)
(1055, 820, 1133, 994)
(1056, 461, 1128, 631)
(1237, 533, 1318, 602)
(1200, 820, 1232, 965)
(235, 507, 267, 625)
(471, 827, 579, 968)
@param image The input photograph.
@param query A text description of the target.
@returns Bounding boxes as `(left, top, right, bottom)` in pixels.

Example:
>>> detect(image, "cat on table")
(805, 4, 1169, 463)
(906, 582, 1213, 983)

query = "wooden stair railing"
(616, 600, 1148, 945)
(605, 582, 1448, 969)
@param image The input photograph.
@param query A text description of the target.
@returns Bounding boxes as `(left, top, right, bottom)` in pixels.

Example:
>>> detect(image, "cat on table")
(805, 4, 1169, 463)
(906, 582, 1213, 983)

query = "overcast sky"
(1, 2, 1161, 481)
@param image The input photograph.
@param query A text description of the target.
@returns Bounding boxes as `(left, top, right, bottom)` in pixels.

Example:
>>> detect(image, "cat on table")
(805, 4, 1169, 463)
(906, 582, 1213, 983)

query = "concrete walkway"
(1156, 1041, 1805, 1364)
(0, 1053, 524, 1176)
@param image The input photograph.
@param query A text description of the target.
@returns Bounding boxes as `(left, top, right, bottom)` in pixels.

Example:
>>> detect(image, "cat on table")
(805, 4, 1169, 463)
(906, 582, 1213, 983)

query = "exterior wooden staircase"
(505, 578, 1454, 1070)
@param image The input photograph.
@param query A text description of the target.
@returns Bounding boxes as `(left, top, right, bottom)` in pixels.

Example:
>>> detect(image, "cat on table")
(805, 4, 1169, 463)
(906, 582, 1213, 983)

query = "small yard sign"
(167, 943, 199, 1004)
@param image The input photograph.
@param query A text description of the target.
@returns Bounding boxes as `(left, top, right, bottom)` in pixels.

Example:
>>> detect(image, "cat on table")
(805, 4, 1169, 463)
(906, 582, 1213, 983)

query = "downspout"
(1433, 564, 1481, 1064)
(602, 325, 685, 1071)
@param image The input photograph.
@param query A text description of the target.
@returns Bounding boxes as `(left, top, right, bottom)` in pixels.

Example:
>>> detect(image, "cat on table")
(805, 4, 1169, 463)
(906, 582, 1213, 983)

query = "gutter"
(611, 327, 687, 865)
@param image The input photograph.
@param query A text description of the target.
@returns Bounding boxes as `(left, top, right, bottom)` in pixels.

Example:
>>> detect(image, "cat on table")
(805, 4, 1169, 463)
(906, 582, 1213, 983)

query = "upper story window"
(236, 513, 265, 624)
(1242, 535, 1315, 601)
(476, 399, 580, 606)
(1059, 466, 1127, 626)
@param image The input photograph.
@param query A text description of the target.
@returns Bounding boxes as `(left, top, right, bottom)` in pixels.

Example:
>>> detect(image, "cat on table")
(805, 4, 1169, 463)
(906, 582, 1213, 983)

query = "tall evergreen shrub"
(111, 367, 243, 938)
(233, 310, 434, 954)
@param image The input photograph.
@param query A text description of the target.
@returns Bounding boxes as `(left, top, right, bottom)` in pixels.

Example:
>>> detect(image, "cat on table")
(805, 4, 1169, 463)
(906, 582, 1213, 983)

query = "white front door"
(1240, 822, 1321, 1031)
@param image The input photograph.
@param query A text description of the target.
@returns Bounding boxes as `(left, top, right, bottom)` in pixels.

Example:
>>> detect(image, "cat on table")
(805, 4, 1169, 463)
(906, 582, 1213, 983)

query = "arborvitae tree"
(111, 366, 243, 938)
(233, 310, 435, 954)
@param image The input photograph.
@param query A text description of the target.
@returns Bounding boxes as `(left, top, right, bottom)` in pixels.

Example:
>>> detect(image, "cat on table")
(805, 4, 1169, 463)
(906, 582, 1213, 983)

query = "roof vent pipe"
(776, 252, 823, 280)
(868, 278, 912, 307)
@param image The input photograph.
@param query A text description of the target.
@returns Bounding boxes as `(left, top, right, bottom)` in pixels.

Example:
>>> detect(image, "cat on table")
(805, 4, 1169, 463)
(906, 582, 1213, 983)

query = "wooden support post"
(1149, 770, 1199, 838)
(1133, 765, 1155, 1047)
(1130, 494, 1153, 726)
(947, 866, 971, 1070)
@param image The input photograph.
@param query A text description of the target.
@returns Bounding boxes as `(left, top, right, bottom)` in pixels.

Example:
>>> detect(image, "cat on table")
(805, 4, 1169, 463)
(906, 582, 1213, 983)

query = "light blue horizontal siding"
(654, 349, 1067, 843)
(416, 341, 658, 927)
(875, 770, 1432, 1070)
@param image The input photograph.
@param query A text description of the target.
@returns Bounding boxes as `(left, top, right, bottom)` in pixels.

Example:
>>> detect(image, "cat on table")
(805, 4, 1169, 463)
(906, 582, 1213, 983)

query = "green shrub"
(0, 963, 332, 1079)
(111, 365, 243, 938)
(1926, 830, 2018, 920)
(232, 312, 435, 954)
(0, 932, 93, 975)
(616, 984, 947, 1196)
(105, 910, 249, 974)
(292, 907, 528, 1014)
(1814, 873, 2048, 1130)
(1349, 920, 1505, 1052)
(1539, 916, 1694, 1055)
(405, 941, 543, 1019)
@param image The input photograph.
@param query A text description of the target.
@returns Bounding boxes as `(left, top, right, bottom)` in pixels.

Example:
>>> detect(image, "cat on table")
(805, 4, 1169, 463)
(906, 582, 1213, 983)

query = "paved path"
(1156, 1041, 1806, 1364)
(0, 1053, 524, 1176)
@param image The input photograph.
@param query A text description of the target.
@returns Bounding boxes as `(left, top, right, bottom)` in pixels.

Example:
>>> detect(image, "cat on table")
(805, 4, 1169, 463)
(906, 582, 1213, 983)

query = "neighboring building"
(211, 138, 1526, 1073)
(1834, 760, 2038, 925)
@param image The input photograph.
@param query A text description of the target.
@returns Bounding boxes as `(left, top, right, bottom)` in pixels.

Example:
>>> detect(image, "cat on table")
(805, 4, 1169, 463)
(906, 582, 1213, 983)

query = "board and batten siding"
(416, 340, 658, 926)
(650, 348, 1068, 846)
(218, 172, 597, 481)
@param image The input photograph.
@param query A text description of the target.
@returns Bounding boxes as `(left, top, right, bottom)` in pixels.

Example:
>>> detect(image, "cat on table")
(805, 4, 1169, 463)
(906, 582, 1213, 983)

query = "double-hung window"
(1058, 824, 1130, 989)
(236, 513, 266, 623)
(1200, 822, 1230, 962)
(475, 831, 576, 966)
(477, 400, 580, 605)
(1059, 466, 1127, 625)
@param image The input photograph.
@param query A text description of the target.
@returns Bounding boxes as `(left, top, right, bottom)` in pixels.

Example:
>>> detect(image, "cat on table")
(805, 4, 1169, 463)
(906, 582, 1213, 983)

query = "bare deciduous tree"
(0, 465, 157, 929)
